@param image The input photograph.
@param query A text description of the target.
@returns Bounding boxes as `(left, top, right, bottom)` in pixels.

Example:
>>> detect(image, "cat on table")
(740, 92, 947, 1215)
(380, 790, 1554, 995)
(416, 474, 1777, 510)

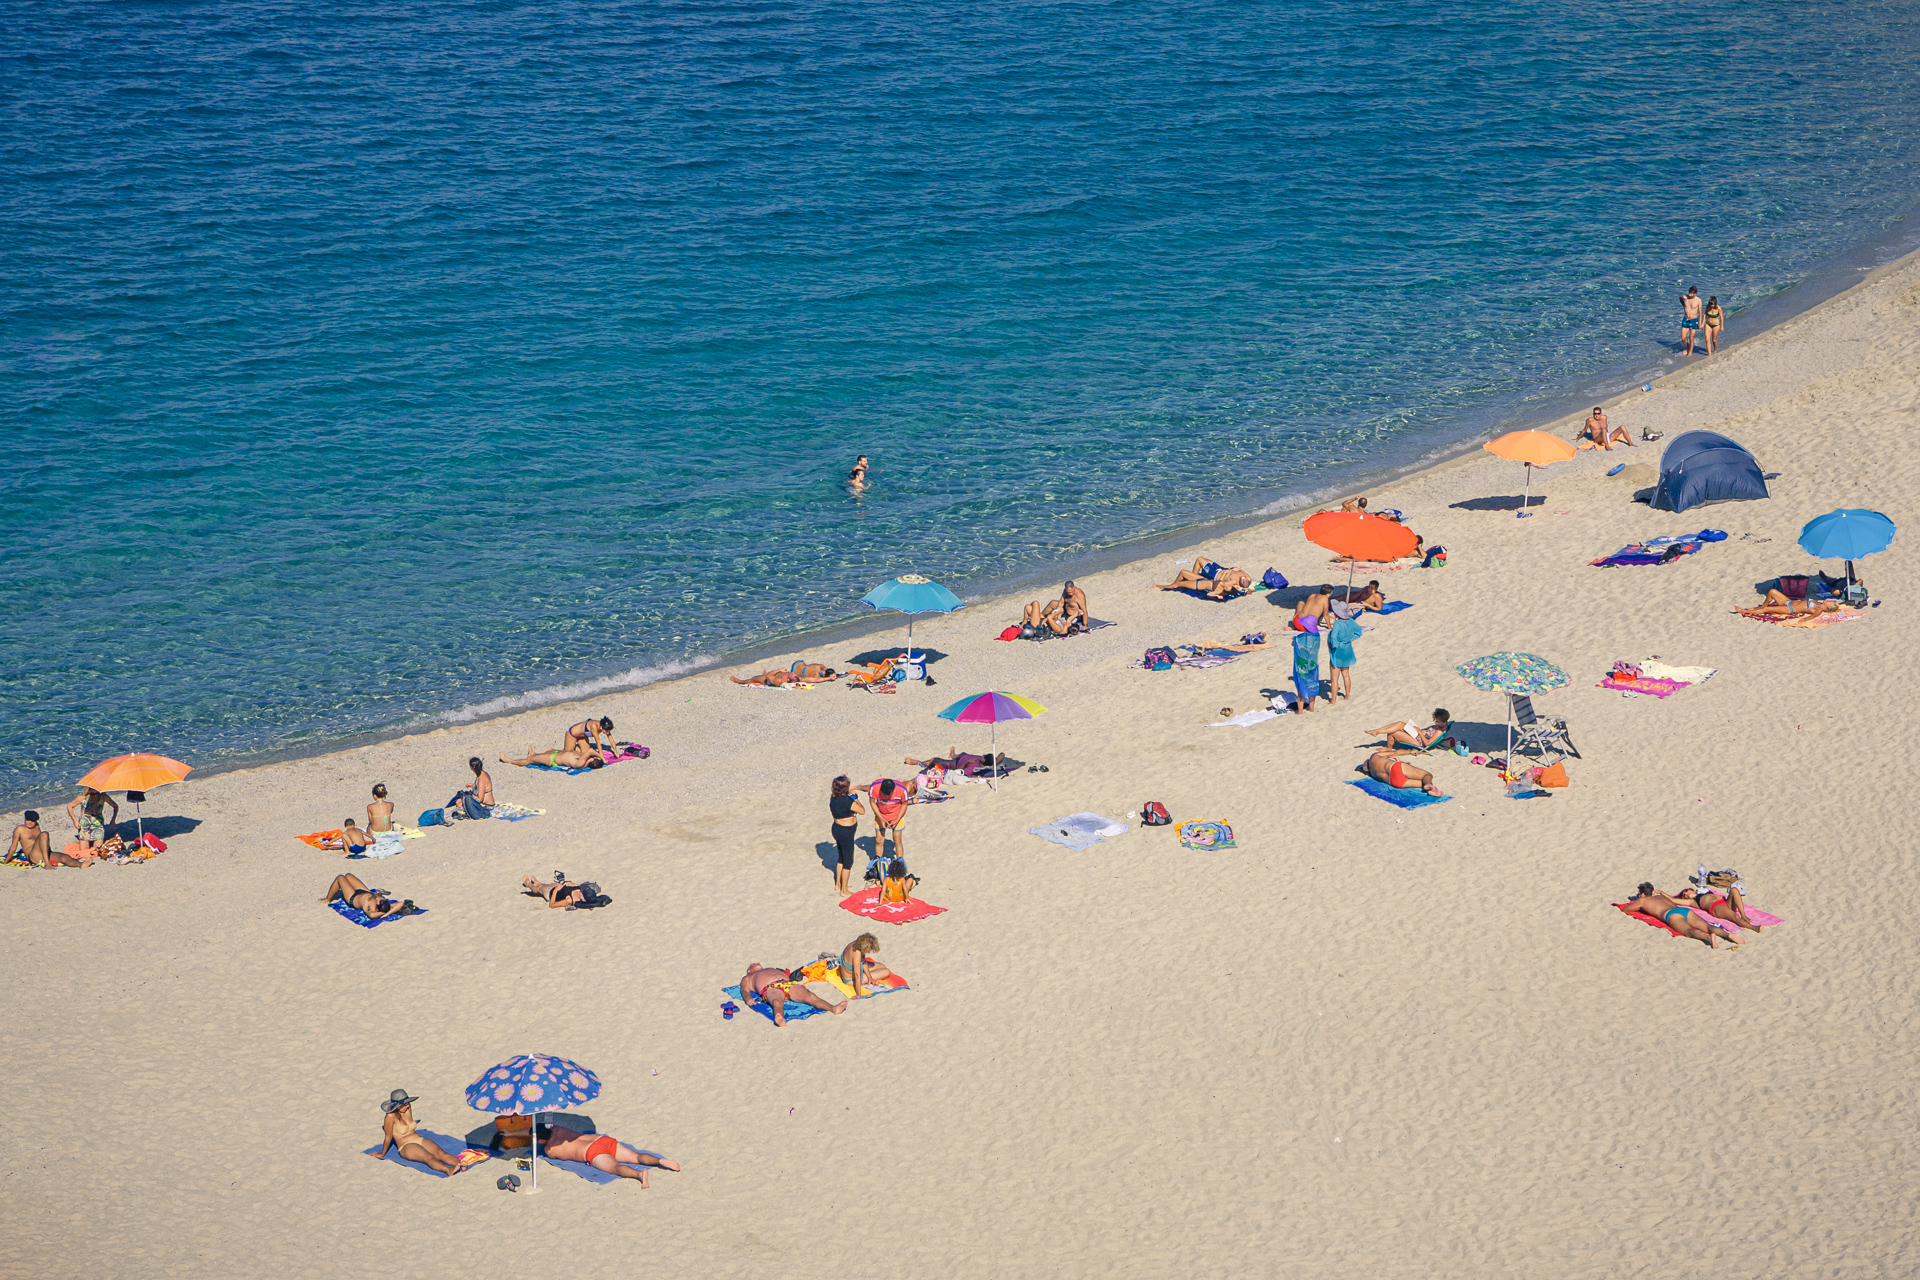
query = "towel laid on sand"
(840, 886, 947, 925)
(1175, 587, 1249, 602)
(489, 803, 545, 821)
(722, 968, 909, 1023)
(330, 900, 427, 928)
(362, 1133, 488, 1177)
(1177, 820, 1236, 850)
(1347, 777, 1451, 808)
(1736, 607, 1865, 628)
(1210, 709, 1280, 728)
(1367, 600, 1414, 615)
(1028, 812, 1128, 851)
(529, 743, 652, 774)
(1614, 902, 1782, 937)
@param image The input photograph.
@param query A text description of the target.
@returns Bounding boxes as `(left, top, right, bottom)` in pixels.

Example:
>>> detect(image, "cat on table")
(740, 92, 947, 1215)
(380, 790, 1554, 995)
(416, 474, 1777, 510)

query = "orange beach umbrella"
(1483, 430, 1577, 516)
(77, 753, 192, 794)
(1305, 511, 1421, 597)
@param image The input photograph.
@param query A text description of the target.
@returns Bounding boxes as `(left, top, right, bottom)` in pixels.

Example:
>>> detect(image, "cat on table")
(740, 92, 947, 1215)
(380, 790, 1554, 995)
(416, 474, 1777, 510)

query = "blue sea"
(5, 0, 1920, 803)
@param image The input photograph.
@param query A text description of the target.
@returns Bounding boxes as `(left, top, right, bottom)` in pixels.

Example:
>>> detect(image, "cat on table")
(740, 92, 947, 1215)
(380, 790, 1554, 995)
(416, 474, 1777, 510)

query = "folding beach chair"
(844, 659, 902, 690)
(1508, 694, 1579, 764)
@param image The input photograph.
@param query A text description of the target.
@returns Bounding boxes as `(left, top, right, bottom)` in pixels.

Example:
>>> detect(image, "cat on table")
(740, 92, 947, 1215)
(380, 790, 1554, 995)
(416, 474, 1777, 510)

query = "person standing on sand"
(1291, 620, 1323, 712)
(1327, 613, 1361, 703)
(829, 775, 866, 896)
(869, 778, 909, 863)
(1703, 295, 1724, 354)
(1680, 287, 1703, 355)
(67, 787, 117, 854)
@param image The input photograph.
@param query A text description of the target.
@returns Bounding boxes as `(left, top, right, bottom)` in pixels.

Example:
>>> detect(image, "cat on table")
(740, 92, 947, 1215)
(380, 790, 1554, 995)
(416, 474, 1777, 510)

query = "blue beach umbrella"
(861, 574, 966, 673)
(465, 1054, 602, 1194)
(1798, 509, 1895, 585)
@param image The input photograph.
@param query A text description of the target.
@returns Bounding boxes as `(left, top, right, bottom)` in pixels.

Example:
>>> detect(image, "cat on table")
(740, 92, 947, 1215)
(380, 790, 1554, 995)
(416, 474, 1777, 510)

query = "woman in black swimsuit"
(320, 874, 413, 919)
(829, 775, 866, 896)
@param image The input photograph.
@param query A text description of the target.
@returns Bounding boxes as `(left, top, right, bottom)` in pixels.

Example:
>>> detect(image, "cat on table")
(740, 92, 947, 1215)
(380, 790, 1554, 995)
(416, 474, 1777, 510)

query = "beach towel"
(1367, 601, 1413, 615)
(796, 957, 912, 1003)
(349, 834, 405, 860)
(329, 900, 427, 928)
(1613, 902, 1780, 938)
(1175, 587, 1249, 602)
(538, 1147, 674, 1185)
(722, 969, 908, 1023)
(1176, 820, 1236, 850)
(297, 829, 344, 850)
(1209, 709, 1280, 728)
(363, 1132, 489, 1177)
(489, 803, 545, 821)
(1597, 675, 1691, 698)
(840, 886, 947, 925)
(1347, 777, 1452, 808)
(530, 743, 651, 774)
(1028, 812, 1128, 851)
(1736, 607, 1865, 628)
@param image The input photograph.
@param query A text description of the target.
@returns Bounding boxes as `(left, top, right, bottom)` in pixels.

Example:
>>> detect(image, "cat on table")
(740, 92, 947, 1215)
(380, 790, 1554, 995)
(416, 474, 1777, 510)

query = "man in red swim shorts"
(1364, 748, 1441, 796)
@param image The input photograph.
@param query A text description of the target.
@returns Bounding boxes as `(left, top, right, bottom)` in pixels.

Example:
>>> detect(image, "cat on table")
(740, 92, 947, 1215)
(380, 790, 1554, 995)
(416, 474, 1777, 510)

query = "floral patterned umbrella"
(465, 1054, 601, 1193)
(1455, 652, 1569, 770)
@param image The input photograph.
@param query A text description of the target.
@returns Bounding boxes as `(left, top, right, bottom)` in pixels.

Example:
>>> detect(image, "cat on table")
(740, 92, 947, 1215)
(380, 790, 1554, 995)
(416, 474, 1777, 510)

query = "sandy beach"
(4, 249, 1916, 1279)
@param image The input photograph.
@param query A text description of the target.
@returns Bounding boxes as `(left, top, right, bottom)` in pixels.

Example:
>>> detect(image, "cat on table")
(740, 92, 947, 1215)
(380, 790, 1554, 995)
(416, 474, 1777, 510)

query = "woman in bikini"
(839, 932, 898, 998)
(544, 1126, 681, 1186)
(731, 663, 836, 686)
(1703, 296, 1724, 354)
(1367, 711, 1450, 752)
(369, 1090, 479, 1175)
(1623, 882, 1740, 947)
(499, 742, 605, 769)
(367, 783, 395, 833)
(520, 873, 602, 908)
(320, 874, 413, 919)
(1676, 885, 1761, 931)
(1745, 589, 1845, 617)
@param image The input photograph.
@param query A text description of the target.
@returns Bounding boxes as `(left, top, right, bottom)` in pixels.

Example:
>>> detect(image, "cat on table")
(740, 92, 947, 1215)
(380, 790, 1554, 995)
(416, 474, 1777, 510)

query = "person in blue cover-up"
(1327, 613, 1362, 703)
(1291, 619, 1323, 713)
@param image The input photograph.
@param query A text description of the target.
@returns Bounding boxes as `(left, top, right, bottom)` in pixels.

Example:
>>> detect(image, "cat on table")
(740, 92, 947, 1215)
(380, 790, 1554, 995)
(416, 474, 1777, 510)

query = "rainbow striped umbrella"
(935, 692, 1046, 788)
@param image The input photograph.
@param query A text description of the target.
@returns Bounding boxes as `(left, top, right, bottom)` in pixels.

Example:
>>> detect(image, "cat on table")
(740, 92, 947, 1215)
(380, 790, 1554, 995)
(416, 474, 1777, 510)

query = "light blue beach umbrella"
(1798, 509, 1895, 586)
(861, 574, 966, 674)
(465, 1054, 602, 1194)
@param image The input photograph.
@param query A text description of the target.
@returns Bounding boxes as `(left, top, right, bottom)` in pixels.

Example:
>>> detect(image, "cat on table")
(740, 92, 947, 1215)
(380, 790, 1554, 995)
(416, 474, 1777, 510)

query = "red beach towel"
(840, 887, 947, 925)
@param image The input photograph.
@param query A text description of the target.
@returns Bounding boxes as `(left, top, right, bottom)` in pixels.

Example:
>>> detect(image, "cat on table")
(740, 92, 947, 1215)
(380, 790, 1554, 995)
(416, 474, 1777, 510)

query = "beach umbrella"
(76, 752, 191, 841)
(1484, 431, 1577, 517)
(465, 1054, 602, 1195)
(935, 691, 1047, 789)
(1454, 652, 1569, 771)
(1303, 511, 1421, 597)
(1798, 509, 1896, 585)
(862, 574, 966, 675)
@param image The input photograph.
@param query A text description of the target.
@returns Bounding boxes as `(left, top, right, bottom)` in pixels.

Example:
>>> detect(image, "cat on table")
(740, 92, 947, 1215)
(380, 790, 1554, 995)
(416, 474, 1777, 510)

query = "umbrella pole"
(990, 722, 998, 792)
(1523, 464, 1532, 515)
(529, 1111, 541, 1193)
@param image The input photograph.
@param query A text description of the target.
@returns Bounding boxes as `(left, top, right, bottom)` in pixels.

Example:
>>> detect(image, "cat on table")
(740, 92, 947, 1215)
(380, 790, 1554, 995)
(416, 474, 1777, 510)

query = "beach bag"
(136, 832, 167, 853)
(1141, 801, 1171, 827)
(999, 625, 1021, 641)
(1536, 761, 1569, 788)
(1697, 529, 1727, 542)
(1778, 574, 1809, 599)
(418, 807, 446, 827)
(1261, 568, 1288, 591)
(1143, 647, 1175, 671)
(1422, 546, 1447, 568)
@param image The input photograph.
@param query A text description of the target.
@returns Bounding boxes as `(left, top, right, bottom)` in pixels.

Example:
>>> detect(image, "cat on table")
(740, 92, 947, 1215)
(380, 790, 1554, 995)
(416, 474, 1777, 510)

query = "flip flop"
(497, 1174, 521, 1192)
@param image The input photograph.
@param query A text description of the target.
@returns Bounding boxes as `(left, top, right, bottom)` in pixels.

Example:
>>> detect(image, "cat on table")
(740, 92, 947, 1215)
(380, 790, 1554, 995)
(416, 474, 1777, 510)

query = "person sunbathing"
(521, 873, 604, 909)
(7, 812, 55, 867)
(1575, 407, 1634, 449)
(731, 663, 837, 686)
(500, 742, 606, 769)
(1330, 581, 1386, 614)
(1676, 886, 1762, 931)
(1362, 749, 1441, 796)
(1020, 598, 1074, 637)
(1745, 589, 1845, 617)
(544, 1126, 681, 1186)
(839, 932, 899, 998)
(320, 873, 415, 919)
(739, 962, 848, 1026)
(369, 1090, 478, 1175)
(1622, 882, 1740, 947)
(1367, 710, 1451, 752)
(903, 749, 1008, 778)
(1156, 558, 1251, 599)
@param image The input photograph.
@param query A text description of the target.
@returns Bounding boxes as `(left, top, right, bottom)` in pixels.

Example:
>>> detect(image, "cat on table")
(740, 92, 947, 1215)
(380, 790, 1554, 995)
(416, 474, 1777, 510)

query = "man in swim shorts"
(6, 811, 55, 867)
(1577, 407, 1634, 449)
(738, 962, 848, 1026)
(544, 1126, 681, 1186)
(1363, 749, 1441, 796)
(1622, 882, 1739, 947)
(1155, 557, 1251, 599)
(1680, 287, 1703, 355)
(1293, 585, 1333, 631)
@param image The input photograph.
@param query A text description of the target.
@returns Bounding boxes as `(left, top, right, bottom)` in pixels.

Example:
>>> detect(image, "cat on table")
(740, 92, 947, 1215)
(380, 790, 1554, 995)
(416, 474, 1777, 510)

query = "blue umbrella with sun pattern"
(465, 1054, 601, 1193)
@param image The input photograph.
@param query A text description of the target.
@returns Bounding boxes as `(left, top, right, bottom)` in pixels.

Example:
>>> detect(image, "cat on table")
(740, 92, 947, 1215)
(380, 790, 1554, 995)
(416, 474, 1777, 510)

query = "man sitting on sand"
(500, 742, 606, 769)
(1367, 710, 1451, 751)
(731, 662, 837, 686)
(1622, 882, 1740, 947)
(1329, 581, 1386, 617)
(738, 962, 849, 1026)
(1362, 749, 1442, 796)
(1743, 589, 1846, 617)
(7, 811, 59, 867)
(544, 1126, 680, 1187)
(1156, 558, 1252, 599)
(1576, 407, 1634, 449)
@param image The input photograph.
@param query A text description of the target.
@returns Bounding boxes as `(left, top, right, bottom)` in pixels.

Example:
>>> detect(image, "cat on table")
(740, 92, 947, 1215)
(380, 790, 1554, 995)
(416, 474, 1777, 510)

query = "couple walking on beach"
(1680, 286, 1725, 355)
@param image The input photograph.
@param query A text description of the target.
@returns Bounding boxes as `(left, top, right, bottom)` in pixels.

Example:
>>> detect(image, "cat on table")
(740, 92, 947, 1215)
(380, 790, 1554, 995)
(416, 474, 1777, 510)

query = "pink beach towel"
(840, 887, 947, 926)
(1597, 676, 1690, 698)
(1614, 902, 1781, 937)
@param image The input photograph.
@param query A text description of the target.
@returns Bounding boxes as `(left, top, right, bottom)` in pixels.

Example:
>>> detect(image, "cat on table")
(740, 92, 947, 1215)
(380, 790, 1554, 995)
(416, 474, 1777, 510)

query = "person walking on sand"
(1680, 287, 1703, 355)
(739, 962, 848, 1026)
(1703, 295, 1724, 354)
(544, 1126, 681, 1186)
(829, 775, 866, 896)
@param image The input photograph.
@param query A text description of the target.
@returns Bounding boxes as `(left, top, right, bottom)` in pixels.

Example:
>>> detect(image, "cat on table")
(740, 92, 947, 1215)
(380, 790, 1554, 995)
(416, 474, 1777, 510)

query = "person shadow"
(815, 835, 877, 873)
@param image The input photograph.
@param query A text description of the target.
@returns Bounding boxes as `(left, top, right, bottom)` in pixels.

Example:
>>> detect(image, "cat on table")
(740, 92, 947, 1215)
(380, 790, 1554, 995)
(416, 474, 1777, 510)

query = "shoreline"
(24, 223, 1915, 814)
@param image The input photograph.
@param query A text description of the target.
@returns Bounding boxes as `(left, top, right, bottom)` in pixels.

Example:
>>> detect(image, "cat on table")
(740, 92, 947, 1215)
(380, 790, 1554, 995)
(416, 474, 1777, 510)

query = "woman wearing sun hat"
(369, 1089, 481, 1175)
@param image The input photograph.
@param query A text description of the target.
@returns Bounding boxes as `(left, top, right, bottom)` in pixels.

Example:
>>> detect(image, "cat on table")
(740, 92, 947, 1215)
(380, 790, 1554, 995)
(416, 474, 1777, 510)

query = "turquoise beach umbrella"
(1798, 509, 1895, 583)
(861, 574, 966, 673)
(1454, 652, 1568, 770)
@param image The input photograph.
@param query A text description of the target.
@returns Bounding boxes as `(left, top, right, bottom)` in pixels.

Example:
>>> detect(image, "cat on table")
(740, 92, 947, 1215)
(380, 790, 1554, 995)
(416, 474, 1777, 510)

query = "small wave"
(408, 657, 717, 728)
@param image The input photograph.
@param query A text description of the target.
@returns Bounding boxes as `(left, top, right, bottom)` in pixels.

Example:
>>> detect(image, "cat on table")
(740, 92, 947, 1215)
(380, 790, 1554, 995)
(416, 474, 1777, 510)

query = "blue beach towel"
(1367, 601, 1413, 615)
(362, 1129, 477, 1176)
(1176, 587, 1248, 602)
(330, 900, 427, 928)
(1347, 778, 1452, 808)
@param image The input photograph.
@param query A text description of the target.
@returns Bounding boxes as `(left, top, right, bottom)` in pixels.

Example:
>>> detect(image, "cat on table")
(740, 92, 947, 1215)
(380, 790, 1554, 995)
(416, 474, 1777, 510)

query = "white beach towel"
(1641, 660, 1717, 684)
(1209, 709, 1280, 728)
(1028, 813, 1129, 851)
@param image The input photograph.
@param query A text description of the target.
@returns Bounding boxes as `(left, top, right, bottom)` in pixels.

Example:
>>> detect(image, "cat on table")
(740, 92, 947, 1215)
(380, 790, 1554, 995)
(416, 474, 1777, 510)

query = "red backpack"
(1141, 801, 1171, 827)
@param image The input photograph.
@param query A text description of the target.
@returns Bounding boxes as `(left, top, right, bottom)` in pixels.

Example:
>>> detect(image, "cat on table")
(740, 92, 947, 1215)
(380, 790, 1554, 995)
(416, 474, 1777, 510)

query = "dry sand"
(5, 251, 1917, 1280)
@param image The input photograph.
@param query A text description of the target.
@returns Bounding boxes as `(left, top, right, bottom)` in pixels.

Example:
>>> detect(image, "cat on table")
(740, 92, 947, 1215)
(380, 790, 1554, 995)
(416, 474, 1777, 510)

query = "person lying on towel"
(739, 962, 848, 1026)
(321, 873, 418, 919)
(543, 1126, 680, 1187)
(1674, 886, 1763, 932)
(1362, 749, 1442, 797)
(903, 749, 1010, 778)
(1366, 710, 1451, 752)
(1155, 557, 1251, 599)
(521, 873, 606, 909)
(1329, 581, 1386, 616)
(500, 741, 606, 769)
(731, 662, 838, 686)
(369, 1090, 480, 1175)
(1622, 883, 1742, 947)
(1744, 589, 1845, 617)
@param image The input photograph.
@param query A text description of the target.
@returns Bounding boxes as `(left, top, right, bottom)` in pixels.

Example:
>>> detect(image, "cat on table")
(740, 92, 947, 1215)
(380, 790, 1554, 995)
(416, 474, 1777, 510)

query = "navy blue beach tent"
(1650, 430, 1768, 513)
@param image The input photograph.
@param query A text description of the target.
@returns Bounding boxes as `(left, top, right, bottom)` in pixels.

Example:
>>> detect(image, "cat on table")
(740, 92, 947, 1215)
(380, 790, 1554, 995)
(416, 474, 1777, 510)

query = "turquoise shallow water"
(5, 0, 1920, 802)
